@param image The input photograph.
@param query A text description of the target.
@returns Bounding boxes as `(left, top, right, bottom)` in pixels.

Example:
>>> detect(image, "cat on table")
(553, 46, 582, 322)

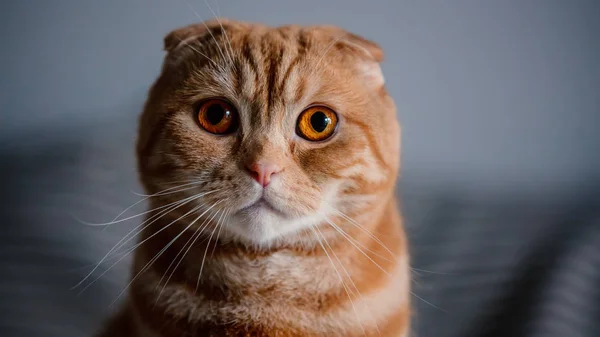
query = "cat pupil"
(206, 104, 226, 125)
(310, 111, 330, 133)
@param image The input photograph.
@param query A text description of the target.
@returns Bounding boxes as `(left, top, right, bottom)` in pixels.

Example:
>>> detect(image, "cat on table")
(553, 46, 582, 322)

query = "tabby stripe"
(293, 76, 307, 104)
(344, 115, 391, 173)
(241, 33, 260, 87)
(264, 39, 282, 119)
(279, 32, 308, 105)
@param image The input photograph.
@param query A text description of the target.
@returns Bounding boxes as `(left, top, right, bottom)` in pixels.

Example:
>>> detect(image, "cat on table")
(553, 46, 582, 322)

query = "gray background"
(1, 1, 599, 337)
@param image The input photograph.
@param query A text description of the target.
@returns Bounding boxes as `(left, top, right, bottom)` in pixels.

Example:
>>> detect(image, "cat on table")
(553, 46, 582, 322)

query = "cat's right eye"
(196, 99, 239, 135)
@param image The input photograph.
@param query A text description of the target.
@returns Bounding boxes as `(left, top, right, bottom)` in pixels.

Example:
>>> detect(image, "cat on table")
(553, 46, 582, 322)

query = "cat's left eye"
(196, 99, 239, 135)
(296, 106, 338, 142)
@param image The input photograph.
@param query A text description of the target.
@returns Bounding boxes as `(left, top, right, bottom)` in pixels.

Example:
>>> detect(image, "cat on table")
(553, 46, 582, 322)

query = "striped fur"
(99, 19, 409, 336)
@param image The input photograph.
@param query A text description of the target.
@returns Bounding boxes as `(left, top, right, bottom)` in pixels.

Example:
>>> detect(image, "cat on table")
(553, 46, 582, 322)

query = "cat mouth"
(238, 197, 287, 216)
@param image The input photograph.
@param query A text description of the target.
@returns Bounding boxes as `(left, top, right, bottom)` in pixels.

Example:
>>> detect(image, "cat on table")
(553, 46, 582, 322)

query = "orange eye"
(197, 99, 239, 134)
(296, 106, 338, 141)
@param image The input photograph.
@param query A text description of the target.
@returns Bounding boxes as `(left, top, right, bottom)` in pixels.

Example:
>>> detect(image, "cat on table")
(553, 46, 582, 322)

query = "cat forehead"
(164, 20, 383, 76)
(166, 20, 381, 56)
(165, 21, 384, 107)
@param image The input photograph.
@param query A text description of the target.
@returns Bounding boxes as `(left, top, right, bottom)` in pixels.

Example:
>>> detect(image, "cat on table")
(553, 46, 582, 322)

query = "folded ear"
(311, 26, 385, 86)
(313, 25, 384, 63)
(341, 31, 384, 63)
(163, 19, 230, 52)
(337, 29, 385, 87)
(339, 32, 385, 86)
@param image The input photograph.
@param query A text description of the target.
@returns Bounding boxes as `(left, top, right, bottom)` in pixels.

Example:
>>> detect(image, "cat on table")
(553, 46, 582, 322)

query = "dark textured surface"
(405, 188, 600, 337)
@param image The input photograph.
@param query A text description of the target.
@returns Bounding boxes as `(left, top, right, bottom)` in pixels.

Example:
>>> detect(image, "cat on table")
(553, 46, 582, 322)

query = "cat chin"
(223, 208, 325, 246)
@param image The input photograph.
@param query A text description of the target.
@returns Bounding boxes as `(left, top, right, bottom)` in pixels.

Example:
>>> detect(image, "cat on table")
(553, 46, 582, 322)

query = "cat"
(97, 18, 410, 337)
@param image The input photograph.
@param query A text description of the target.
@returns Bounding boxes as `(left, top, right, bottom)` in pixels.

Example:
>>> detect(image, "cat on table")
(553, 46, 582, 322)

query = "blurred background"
(1, 1, 599, 336)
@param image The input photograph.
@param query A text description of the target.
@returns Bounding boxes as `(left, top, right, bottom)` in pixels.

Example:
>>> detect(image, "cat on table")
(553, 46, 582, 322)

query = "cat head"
(137, 19, 400, 247)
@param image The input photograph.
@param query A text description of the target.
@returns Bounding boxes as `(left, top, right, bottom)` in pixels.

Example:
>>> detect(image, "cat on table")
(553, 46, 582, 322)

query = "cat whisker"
(312, 33, 346, 74)
(324, 203, 397, 260)
(78, 187, 206, 227)
(73, 179, 202, 229)
(330, 225, 395, 265)
(184, 0, 230, 73)
(212, 0, 222, 16)
(72, 189, 220, 291)
(411, 267, 454, 275)
(323, 215, 391, 277)
(315, 224, 382, 337)
(77, 198, 212, 295)
(172, 33, 220, 68)
(73, 195, 198, 291)
(110, 200, 225, 306)
(210, 208, 229, 259)
(320, 209, 395, 264)
(77, 202, 202, 295)
(411, 290, 447, 313)
(154, 211, 209, 294)
(108, 191, 221, 255)
(202, 0, 235, 68)
(72, 199, 199, 273)
(195, 204, 227, 293)
(158, 203, 225, 291)
(155, 204, 225, 305)
(129, 179, 204, 197)
(309, 226, 367, 337)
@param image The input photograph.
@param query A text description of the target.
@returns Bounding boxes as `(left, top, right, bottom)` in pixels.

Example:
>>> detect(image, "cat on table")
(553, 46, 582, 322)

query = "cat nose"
(246, 162, 282, 187)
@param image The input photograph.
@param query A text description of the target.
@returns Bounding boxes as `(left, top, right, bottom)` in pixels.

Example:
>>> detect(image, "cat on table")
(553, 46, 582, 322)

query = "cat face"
(137, 20, 400, 247)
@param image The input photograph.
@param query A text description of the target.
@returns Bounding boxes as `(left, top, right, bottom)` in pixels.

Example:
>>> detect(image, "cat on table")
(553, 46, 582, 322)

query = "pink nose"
(246, 162, 282, 187)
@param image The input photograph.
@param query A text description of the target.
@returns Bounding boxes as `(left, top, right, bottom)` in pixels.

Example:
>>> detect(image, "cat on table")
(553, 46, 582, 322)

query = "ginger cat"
(97, 19, 410, 337)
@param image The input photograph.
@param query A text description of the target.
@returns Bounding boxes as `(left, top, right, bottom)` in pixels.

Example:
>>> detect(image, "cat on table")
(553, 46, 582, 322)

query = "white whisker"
(323, 216, 391, 277)
(213, 0, 222, 17)
(194, 205, 226, 293)
(411, 290, 447, 312)
(210, 208, 229, 259)
(411, 267, 453, 275)
(77, 198, 208, 295)
(107, 191, 220, 255)
(78, 188, 205, 227)
(310, 226, 367, 337)
(171, 30, 220, 68)
(184, 0, 229, 73)
(109, 200, 225, 306)
(129, 180, 202, 197)
(155, 205, 223, 304)
(313, 33, 346, 72)
(202, 0, 235, 67)
(105, 182, 203, 232)
(325, 203, 396, 260)
(154, 216, 204, 292)
(323, 215, 395, 264)
(315, 224, 381, 337)
(72, 192, 208, 291)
